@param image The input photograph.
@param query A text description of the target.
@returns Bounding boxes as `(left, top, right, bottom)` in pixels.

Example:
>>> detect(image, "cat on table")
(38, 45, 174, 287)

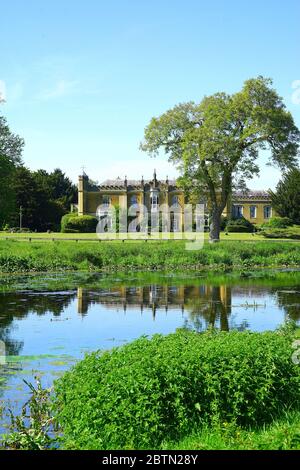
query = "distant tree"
(0, 155, 16, 227)
(141, 77, 300, 241)
(33, 168, 77, 212)
(11, 167, 66, 231)
(10, 167, 46, 230)
(269, 168, 300, 224)
(0, 114, 24, 166)
(0, 114, 24, 227)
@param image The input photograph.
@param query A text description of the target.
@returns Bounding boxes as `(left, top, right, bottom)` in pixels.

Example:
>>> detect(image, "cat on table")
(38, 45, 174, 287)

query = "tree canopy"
(141, 77, 300, 241)
(0, 113, 24, 226)
(269, 168, 300, 224)
(0, 114, 24, 166)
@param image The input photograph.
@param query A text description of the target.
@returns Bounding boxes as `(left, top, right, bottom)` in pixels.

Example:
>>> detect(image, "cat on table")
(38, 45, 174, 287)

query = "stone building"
(77, 170, 274, 228)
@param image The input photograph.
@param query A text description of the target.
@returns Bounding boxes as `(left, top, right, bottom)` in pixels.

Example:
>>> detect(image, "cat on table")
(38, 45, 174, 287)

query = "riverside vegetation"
(1, 240, 300, 273)
(2, 325, 300, 450)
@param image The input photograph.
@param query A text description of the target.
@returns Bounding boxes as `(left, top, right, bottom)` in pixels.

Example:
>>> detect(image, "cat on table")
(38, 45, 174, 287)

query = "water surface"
(1, 271, 300, 434)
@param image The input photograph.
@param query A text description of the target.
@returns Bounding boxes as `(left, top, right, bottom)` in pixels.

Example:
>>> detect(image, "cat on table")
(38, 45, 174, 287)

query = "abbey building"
(77, 170, 274, 227)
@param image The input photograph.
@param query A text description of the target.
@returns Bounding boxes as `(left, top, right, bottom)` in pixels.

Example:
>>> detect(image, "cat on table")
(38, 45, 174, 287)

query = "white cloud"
(37, 80, 79, 101)
(0, 80, 6, 103)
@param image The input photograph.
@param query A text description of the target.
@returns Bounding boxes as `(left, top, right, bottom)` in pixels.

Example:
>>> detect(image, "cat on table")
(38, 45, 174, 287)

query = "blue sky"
(0, 0, 299, 188)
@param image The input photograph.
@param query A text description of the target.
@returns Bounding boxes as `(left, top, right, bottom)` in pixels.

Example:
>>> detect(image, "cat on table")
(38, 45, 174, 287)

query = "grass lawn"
(0, 230, 287, 242)
(164, 411, 300, 450)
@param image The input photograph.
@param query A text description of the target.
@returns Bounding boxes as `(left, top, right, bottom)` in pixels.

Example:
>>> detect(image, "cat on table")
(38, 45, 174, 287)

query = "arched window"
(150, 193, 159, 210)
(102, 195, 111, 208)
(131, 195, 138, 207)
(172, 195, 179, 207)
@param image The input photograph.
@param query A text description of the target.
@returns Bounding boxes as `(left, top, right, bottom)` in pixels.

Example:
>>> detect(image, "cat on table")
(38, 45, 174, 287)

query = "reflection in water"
(0, 291, 76, 356)
(1, 284, 300, 343)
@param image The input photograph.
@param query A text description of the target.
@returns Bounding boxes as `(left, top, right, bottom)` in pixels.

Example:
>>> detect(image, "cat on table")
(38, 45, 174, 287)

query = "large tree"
(33, 168, 77, 212)
(0, 114, 24, 227)
(0, 114, 24, 166)
(11, 167, 67, 231)
(140, 77, 300, 241)
(269, 168, 300, 224)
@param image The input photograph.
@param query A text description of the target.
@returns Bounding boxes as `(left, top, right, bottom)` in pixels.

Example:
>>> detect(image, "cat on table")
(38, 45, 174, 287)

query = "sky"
(0, 0, 300, 189)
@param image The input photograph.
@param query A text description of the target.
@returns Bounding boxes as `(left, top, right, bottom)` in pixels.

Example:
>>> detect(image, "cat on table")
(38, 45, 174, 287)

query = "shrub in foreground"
(53, 328, 300, 449)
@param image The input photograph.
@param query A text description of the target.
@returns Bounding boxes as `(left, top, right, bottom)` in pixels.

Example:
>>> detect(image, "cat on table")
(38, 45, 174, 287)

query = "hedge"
(61, 214, 98, 233)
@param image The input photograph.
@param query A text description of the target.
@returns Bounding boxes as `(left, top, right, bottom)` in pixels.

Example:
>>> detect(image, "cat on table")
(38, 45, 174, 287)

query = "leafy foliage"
(226, 217, 255, 233)
(33, 168, 77, 213)
(9, 167, 73, 231)
(269, 169, 300, 224)
(1, 378, 58, 450)
(0, 113, 24, 227)
(0, 111, 76, 230)
(53, 328, 300, 449)
(0, 114, 24, 166)
(262, 216, 293, 229)
(141, 77, 300, 240)
(2, 239, 300, 273)
(60, 213, 78, 232)
(61, 214, 98, 233)
(262, 229, 300, 240)
(0, 155, 16, 228)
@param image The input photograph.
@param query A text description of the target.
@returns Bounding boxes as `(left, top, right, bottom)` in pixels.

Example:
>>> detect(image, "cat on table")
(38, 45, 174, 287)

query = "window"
(150, 193, 159, 210)
(173, 217, 179, 231)
(171, 212, 180, 232)
(250, 205, 257, 218)
(102, 195, 111, 208)
(264, 205, 272, 219)
(131, 195, 138, 207)
(232, 205, 243, 218)
(172, 195, 179, 207)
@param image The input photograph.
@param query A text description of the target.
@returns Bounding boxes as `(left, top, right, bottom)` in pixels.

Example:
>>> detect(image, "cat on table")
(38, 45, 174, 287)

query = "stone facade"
(78, 170, 274, 227)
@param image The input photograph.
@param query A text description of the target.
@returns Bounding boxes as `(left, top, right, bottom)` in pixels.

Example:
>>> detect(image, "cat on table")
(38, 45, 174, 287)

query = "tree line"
(0, 114, 77, 231)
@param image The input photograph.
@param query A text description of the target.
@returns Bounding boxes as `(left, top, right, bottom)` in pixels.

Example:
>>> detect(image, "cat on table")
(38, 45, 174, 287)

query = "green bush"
(61, 214, 98, 233)
(61, 213, 78, 232)
(263, 217, 293, 229)
(53, 329, 300, 450)
(226, 217, 254, 233)
(262, 229, 300, 240)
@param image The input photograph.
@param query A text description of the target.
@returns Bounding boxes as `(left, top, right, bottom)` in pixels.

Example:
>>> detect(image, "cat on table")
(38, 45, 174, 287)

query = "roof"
(232, 190, 271, 201)
(99, 178, 178, 190)
(84, 174, 270, 200)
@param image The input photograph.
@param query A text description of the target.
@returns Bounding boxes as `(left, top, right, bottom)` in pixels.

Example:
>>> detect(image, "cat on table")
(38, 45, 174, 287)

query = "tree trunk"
(209, 208, 222, 243)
